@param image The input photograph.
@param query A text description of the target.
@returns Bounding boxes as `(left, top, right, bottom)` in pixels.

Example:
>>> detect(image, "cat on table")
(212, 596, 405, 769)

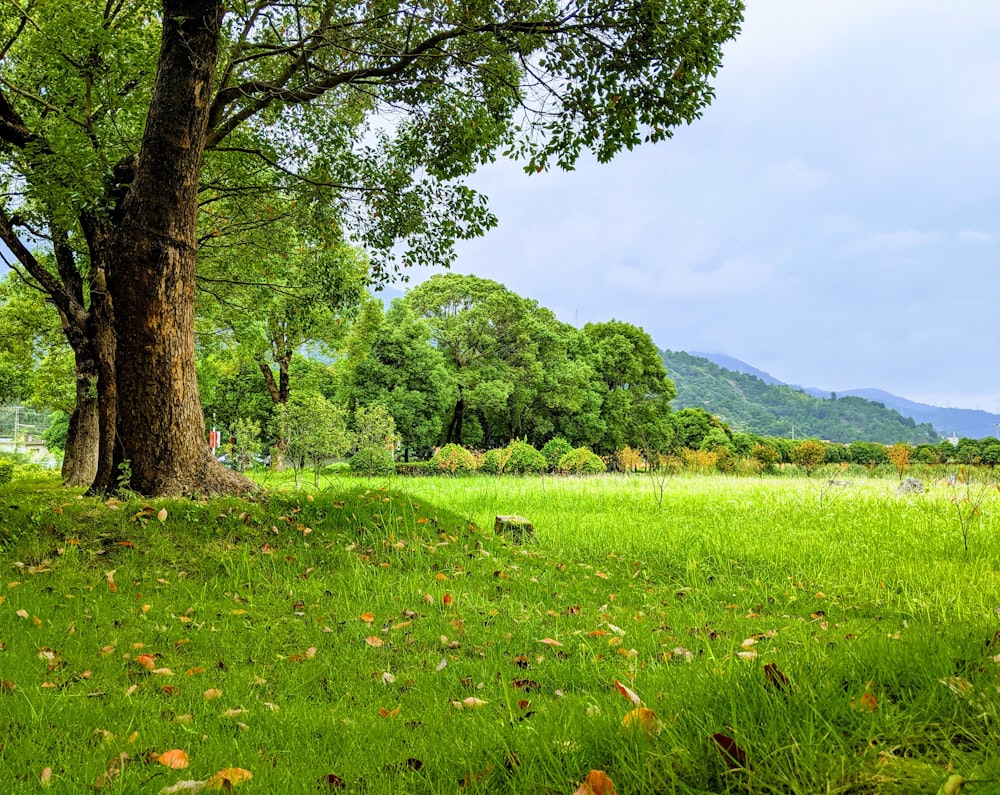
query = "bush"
(540, 437, 573, 472)
(615, 446, 644, 472)
(479, 447, 512, 475)
(505, 440, 547, 474)
(558, 447, 606, 474)
(429, 443, 477, 475)
(0, 460, 13, 486)
(349, 447, 396, 477)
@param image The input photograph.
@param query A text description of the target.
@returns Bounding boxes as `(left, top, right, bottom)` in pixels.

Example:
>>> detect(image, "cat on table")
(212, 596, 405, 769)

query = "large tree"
(0, 0, 742, 495)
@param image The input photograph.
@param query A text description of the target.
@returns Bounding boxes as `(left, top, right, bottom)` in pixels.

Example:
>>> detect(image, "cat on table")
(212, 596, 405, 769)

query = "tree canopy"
(0, 0, 742, 495)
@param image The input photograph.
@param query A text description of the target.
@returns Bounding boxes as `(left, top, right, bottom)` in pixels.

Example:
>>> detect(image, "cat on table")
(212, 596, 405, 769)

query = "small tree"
(230, 418, 262, 473)
(750, 442, 780, 476)
(351, 405, 399, 478)
(278, 393, 352, 487)
(886, 443, 912, 480)
(791, 440, 826, 477)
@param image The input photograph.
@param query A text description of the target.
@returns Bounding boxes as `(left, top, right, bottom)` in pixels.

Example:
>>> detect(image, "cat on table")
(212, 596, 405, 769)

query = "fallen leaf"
(365, 636, 384, 648)
(40, 767, 52, 787)
(136, 654, 156, 671)
(156, 749, 189, 769)
(539, 638, 562, 647)
(379, 707, 400, 717)
(157, 508, 168, 522)
(360, 612, 375, 624)
(94, 752, 130, 790)
(202, 688, 223, 700)
(159, 781, 205, 794)
(572, 769, 617, 795)
(442, 593, 453, 606)
(621, 707, 660, 736)
(204, 767, 252, 790)
(764, 663, 790, 692)
(711, 733, 750, 770)
(851, 691, 878, 712)
(613, 679, 642, 705)
(105, 570, 118, 593)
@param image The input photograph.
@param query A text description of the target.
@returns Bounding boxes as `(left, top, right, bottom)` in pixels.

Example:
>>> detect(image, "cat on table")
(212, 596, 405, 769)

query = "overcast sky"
(401, 2, 1000, 413)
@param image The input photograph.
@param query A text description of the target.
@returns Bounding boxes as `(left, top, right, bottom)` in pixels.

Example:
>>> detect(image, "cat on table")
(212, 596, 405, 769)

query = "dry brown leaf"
(572, 769, 617, 795)
(539, 638, 563, 647)
(365, 636, 384, 648)
(613, 679, 641, 705)
(204, 767, 252, 790)
(621, 707, 660, 736)
(157, 508, 168, 522)
(202, 688, 223, 700)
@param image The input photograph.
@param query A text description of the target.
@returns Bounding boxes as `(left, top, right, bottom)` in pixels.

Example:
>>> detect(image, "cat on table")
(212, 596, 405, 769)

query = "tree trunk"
(445, 392, 465, 445)
(103, 1, 250, 496)
(257, 351, 292, 469)
(61, 347, 99, 487)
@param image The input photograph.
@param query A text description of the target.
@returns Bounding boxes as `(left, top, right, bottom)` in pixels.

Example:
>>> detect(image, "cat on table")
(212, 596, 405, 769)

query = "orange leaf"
(135, 654, 156, 671)
(852, 691, 878, 712)
(156, 749, 189, 769)
(442, 593, 453, 606)
(105, 570, 117, 593)
(40, 767, 52, 787)
(573, 769, 617, 795)
(613, 679, 641, 705)
(202, 688, 223, 700)
(595, 571, 609, 580)
(205, 767, 253, 790)
(379, 706, 400, 717)
(360, 612, 375, 624)
(365, 636, 384, 648)
(185, 667, 205, 676)
(538, 638, 562, 647)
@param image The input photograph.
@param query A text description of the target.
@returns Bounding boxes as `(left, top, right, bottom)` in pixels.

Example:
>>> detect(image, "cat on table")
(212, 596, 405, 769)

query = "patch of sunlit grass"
(0, 472, 998, 792)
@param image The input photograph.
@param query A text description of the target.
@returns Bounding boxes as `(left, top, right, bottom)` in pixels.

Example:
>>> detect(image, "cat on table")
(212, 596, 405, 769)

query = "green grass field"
(1, 471, 998, 793)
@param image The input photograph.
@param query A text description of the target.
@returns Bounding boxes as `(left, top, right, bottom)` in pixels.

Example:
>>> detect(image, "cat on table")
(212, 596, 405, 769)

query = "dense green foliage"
(661, 349, 939, 444)
(559, 446, 607, 474)
(429, 443, 478, 475)
(349, 447, 396, 477)
(0, 459, 13, 485)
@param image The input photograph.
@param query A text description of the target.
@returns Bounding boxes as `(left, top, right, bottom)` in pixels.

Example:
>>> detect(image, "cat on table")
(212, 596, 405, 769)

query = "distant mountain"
(660, 349, 939, 445)
(690, 352, 785, 386)
(693, 353, 999, 440)
(814, 388, 1000, 441)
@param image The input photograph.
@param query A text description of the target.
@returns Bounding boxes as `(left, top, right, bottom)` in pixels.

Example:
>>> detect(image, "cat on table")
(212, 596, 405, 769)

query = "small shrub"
(349, 447, 396, 477)
(480, 447, 512, 476)
(615, 446, 644, 472)
(540, 437, 573, 472)
(558, 447, 606, 474)
(429, 443, 477, 475)
(505, 440, 546, 475)
(0, 460, 14, 486)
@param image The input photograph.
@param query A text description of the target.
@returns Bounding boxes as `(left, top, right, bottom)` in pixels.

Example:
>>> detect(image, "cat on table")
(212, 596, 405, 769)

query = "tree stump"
(494, 515, 534, 542)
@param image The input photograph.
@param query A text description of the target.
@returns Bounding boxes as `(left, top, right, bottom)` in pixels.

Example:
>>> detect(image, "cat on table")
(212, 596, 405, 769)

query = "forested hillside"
(661, 350, 939, 444)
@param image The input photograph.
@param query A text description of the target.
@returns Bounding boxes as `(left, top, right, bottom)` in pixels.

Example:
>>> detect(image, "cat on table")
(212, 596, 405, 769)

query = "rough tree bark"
(103, 0, 250, 496)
